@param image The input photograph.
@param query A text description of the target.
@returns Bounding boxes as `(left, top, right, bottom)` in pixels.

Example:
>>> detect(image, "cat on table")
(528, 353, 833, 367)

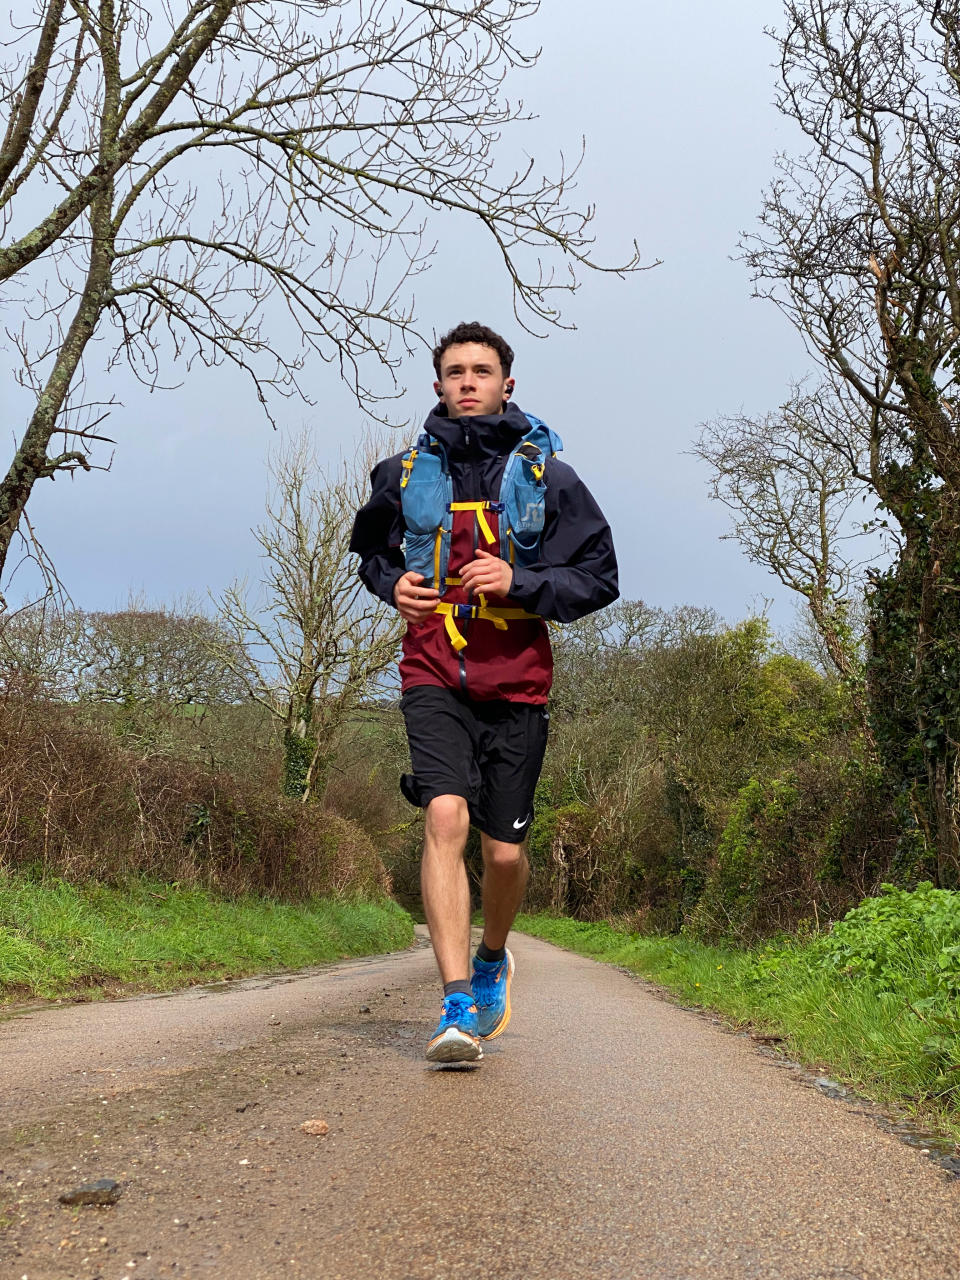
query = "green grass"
(515, 909, 960, 1142)
(0, 873, 414, 1003)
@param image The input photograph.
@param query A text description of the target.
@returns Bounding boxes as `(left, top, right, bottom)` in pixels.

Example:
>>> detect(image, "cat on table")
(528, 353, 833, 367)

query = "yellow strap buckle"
(400, 450, 418, 490)
(434, 601, 540, 650)
(442, 609, 468, 652)
(448, 500, 497, 544)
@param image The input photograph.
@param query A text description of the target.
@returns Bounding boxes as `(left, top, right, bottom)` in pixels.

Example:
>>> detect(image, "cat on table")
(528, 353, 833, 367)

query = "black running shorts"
(399, 685, 550, 844)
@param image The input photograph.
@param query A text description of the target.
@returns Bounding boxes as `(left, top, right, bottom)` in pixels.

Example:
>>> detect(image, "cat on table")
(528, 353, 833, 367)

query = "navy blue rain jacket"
(349, 401, 619, 624)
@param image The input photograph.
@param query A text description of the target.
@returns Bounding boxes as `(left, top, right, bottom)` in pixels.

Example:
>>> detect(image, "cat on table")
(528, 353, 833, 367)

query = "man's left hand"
(459, 548, 514, 597)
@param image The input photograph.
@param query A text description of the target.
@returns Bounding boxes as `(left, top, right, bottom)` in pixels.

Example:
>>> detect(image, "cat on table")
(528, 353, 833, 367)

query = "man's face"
(434, 342, 514, 417)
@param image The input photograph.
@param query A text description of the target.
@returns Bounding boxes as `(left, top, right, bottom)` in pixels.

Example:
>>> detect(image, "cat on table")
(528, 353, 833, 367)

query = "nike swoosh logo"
(513, 814, 531, 830)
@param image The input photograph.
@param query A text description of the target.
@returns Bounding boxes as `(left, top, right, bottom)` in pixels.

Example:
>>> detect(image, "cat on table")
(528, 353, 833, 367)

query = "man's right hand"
(393, 571, 440, 623)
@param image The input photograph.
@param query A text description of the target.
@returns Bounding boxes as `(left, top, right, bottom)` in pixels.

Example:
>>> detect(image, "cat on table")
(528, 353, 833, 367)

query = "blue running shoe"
(425, 993, 482, 1063)
(471, 948, 514, 1040)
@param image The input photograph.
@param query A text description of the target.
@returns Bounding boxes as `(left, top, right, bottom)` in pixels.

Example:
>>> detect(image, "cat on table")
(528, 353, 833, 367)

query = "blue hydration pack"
(399, 413, 563, 593)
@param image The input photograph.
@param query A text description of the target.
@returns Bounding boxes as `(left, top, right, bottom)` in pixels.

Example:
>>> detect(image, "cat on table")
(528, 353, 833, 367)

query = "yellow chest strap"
(431, 503, 538, 649)
(447, 500, 499, 545)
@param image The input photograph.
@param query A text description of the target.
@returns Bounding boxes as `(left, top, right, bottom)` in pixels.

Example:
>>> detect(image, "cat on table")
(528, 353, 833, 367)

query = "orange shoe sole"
(479, 949, 514, 1041)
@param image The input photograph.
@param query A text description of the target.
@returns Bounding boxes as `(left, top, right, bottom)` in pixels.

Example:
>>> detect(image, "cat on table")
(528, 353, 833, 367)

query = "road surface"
(1, 928, 959, 1279)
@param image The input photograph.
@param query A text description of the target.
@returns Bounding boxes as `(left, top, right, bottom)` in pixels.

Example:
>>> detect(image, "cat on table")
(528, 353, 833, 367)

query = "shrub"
(691, 754, 899, 941)
(0, 691, 388, 899)
(744, 883, 960, 1077)
(817, 881, 960, 995)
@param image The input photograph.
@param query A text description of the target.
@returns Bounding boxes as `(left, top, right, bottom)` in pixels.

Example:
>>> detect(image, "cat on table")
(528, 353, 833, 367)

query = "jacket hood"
(422, 400, 532, 459)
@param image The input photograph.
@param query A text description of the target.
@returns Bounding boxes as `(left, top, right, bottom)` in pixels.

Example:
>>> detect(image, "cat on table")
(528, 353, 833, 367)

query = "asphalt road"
(1, 928, 959, 1279)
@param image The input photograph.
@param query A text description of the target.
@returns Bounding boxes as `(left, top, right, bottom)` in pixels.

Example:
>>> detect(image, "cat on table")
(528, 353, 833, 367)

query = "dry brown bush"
(524, 758, 677, 923)
(321, 710, 420, 900)
(323, 750, 406, 843)
(0, 690, 388, 898)
(297, 809, 391, 899)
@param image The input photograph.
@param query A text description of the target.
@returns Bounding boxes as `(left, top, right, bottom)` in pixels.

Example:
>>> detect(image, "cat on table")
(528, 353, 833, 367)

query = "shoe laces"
(441, 992, 475, 1024)
(471, 959, 503, 1005)
(442, 993, 478, 1013)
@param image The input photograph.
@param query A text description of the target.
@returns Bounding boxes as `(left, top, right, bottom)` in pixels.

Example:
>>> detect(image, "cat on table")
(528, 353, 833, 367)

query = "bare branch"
(695, 377, 882, 733)
(0, 0, 68, 192)
(0, 0, 648, 594)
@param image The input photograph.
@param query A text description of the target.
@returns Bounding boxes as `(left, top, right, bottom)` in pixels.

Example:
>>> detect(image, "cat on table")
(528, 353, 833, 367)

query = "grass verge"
(515, 905, 960, 1144)
(0, 873, 414, 1004)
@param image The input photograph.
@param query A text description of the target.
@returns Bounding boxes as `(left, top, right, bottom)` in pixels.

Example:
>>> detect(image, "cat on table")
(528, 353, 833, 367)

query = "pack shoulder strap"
(400, 433, 442, 490)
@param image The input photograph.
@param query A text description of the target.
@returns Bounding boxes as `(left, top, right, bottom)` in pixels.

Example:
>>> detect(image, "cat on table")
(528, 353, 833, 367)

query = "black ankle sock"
(476, 940, 506, 964)
(443, 979, 473, 1000)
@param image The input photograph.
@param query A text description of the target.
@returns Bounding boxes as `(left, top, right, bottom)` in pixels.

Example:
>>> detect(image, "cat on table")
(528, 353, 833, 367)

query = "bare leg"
(420, 795, 471, 984)
(479, 834, 529, 951)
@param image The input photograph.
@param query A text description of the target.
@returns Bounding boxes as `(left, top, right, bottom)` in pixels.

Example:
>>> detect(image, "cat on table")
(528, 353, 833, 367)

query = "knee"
(484, 840, 528, 872)
(425, 794, 470, 844)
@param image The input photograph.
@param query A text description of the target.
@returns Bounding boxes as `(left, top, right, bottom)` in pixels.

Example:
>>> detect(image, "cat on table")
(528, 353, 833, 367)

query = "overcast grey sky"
(12, 0, 816, 630)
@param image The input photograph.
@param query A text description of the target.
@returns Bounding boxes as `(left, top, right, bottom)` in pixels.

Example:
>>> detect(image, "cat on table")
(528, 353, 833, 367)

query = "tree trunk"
(282, 719, 317, 801)
(0, 180, 115, 592)
(551, 831, 570, 915)
(931, 756, 960, 887)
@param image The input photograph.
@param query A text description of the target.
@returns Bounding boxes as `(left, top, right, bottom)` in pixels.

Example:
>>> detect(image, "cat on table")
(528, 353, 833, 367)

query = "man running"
(350, 322, 618, 1063)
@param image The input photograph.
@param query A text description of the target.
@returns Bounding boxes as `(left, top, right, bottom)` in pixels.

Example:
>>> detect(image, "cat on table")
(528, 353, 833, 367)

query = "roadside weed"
(0, 873, 413, 1002)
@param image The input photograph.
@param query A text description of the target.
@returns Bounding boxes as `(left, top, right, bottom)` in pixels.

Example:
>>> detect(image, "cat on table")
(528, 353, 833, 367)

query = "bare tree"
(744, 0, 960, 879)
(695, 381, 876, 731)
(0, 594, 249, 765)
(0, 0, 646, 602)
(215, 429, 402, 802)
(0, 595, 85, 696)
(76, 601, 247, 709)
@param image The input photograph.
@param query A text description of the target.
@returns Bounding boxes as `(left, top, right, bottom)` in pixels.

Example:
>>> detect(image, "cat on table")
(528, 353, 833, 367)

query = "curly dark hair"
(432, 322, 514, 377)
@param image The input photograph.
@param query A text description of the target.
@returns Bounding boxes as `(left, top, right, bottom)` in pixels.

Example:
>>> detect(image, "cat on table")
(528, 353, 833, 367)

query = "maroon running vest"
(399, 505, 553, 703)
